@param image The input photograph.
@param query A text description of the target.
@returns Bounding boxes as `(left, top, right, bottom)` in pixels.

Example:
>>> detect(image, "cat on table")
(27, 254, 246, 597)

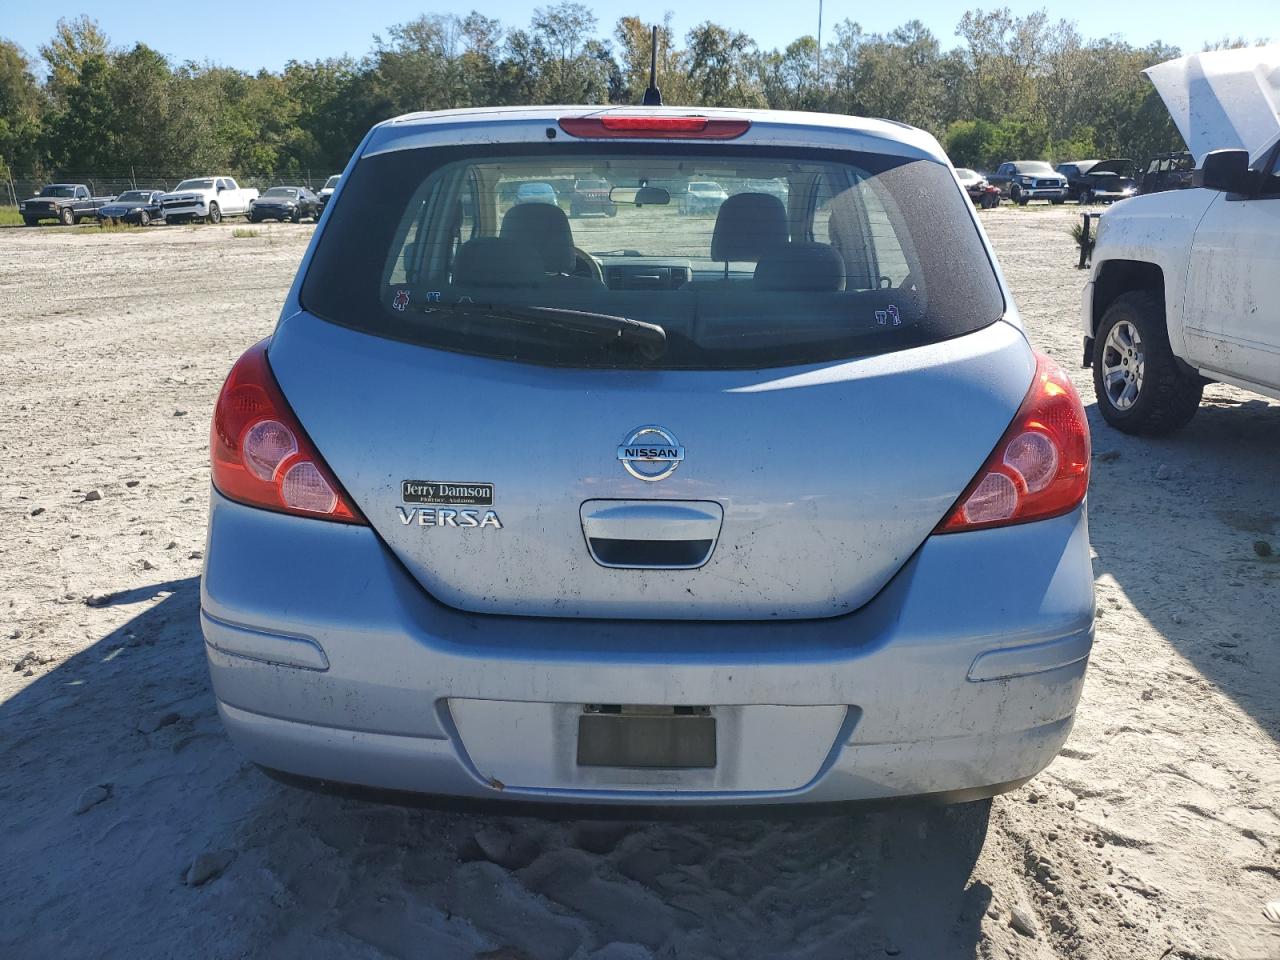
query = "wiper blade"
(417, 302, 667, 360)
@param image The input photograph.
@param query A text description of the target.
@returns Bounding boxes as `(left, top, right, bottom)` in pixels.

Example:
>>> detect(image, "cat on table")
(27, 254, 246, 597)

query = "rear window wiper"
(415, 302, 666, 361)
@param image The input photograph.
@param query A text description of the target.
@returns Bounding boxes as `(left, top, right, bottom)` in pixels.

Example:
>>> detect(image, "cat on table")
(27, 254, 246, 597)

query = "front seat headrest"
(754, 242, 847, 292)
(452, 236, 544, 288)
(501, 202, 576, 275)
(710, 192, 788, 262)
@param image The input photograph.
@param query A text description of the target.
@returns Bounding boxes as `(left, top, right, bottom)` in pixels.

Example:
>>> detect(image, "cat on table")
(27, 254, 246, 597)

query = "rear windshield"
(301, 143, 1004, 370)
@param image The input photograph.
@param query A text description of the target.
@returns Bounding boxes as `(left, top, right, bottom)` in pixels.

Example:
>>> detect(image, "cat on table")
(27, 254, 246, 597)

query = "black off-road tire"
(291, 208, 302, 223)
(207, 202, 221, 224)
(1092, 291, 1203, 435)
(23, 217, 38, 227)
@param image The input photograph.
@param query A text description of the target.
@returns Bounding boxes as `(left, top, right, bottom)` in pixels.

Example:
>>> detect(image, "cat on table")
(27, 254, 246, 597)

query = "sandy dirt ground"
(1, 209, 1277, 960)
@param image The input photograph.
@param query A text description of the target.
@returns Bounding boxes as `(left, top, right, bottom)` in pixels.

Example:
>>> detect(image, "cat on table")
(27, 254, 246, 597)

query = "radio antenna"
(642, 25, 663, 106)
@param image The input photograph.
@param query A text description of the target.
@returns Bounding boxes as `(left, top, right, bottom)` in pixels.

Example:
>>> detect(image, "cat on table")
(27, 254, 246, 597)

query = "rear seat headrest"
(452, 236, 544, 288)
(754, 242, 846, 292)
(710, 193, 788, 262)
(501, 202, 576, 275)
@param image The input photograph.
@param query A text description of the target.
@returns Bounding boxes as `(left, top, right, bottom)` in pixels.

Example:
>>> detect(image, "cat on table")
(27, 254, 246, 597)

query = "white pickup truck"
(1082, 45, 1280, 434)
(160, 176, 259, 224)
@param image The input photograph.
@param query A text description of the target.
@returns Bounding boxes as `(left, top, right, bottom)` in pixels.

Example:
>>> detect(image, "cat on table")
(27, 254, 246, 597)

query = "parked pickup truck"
(160, 177, 258, 224)
(18, 184, 115, 226)
(1082, 45, 1280, 434)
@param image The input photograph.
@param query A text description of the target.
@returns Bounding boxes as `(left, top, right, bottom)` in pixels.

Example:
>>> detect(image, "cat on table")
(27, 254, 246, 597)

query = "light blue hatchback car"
(202, 107, 1094, 809)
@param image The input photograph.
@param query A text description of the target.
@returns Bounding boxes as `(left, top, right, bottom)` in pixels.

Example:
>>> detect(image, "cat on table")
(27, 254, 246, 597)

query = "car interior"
(381, 154, 935, 353)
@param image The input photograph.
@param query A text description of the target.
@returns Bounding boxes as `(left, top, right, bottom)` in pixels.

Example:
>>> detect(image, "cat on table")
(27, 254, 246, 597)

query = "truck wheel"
(23, 217, 37, 227)
(207, 202, 221, 224)
(1080, 189, 1093, 205)
(291, 208, 302, 223)
(1092, 291, 1202, 435)
(60, 208, 74, 225)
(138, 210, 150, 227)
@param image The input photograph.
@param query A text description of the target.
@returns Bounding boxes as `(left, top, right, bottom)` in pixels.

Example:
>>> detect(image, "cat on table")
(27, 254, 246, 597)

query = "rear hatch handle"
(580, 500, 723, 569)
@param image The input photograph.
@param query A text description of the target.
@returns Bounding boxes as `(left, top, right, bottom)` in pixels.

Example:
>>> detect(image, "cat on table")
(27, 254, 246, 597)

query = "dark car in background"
(1056, 160, 1137, 204)
(249, 186, 321, 223)
(988, 161, 1068, 204)
(18, 183, 116, 225)
(96, 189, 166, 225)
(568, 177, 616, 217)
(1139, 151, 1196, 194)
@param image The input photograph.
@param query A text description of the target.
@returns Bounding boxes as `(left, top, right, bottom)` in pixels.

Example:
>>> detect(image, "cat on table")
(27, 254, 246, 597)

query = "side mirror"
(1201, 149, 1251, 193)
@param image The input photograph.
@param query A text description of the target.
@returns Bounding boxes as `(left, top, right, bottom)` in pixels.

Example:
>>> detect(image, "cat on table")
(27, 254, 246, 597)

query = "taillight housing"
(938, 352, 1090, 533)
(210, 340, 365, 524)
(558, 116, 751, 139)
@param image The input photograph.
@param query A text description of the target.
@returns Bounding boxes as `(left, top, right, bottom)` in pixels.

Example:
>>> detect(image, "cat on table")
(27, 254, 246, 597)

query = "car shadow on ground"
(1085, 395, 1280, 740)
(1, 575, 996, 959)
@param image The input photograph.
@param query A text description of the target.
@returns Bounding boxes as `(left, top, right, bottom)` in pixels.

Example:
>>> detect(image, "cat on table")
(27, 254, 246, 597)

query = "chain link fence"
(3, 171, 339, 206)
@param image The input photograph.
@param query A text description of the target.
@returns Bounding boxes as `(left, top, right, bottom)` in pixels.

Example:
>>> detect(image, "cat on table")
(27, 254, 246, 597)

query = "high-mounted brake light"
(558, 116, 751, 139)
(938, 352, 1090, 533)
(211, 340, 365, 524)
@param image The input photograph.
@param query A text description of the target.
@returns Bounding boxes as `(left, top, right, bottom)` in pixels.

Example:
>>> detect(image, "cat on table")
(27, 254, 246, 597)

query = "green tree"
(685, 22, 763, 107)
(40, 16, 110, 103)
(0, 40, 44, 175)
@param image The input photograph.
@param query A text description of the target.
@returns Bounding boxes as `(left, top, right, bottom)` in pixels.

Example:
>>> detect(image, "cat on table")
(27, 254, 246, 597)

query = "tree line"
(0, 7, 1251, 184)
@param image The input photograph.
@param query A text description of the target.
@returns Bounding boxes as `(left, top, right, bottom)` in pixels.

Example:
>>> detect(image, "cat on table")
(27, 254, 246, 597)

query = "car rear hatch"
(271, 114, 1028, 620)
(268, 314, 1031, 620)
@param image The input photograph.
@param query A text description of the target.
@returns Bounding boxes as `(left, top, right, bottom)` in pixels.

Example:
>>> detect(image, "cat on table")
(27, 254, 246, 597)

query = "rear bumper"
(201, 491, 1095, 806)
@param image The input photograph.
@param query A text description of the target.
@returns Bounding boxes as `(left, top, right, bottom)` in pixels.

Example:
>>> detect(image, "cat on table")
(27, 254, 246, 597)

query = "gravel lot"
(1, 209, 1277, 960)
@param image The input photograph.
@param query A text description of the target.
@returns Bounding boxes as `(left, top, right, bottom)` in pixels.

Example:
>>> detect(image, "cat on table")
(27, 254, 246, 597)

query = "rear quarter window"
(302, 142, 1004, 370)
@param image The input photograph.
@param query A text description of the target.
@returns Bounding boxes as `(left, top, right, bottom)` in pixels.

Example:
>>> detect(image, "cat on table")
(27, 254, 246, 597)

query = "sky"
(2, 0, 1273, 74)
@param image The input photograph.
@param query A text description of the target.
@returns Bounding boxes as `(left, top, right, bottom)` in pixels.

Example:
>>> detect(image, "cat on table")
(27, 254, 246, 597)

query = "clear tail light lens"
(211, 340, 365, 524)
(938, 352, 1090, 532)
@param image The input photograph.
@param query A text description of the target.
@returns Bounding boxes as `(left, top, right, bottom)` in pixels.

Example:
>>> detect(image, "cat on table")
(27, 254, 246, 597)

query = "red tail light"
(211, 340, 365, 524)
(558, 116, 750, 139)
(938, 352, 1090, 533)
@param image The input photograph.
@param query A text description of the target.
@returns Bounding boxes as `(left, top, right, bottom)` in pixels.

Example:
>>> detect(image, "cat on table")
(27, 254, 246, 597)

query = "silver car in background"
(201, 107, 1094, 808)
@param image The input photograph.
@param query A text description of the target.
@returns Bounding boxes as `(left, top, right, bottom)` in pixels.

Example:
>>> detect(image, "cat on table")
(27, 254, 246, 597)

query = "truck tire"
(1092, 291, 1202, 435)
(138, 210, 150, 227)
(60, 207, 74, 225)
(23, 217, 37, 227)
(207, 202, 221, 224)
